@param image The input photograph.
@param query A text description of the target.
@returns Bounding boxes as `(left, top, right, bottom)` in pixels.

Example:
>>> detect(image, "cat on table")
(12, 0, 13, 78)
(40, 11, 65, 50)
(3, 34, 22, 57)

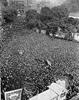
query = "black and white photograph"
(0, 0, 79, 100)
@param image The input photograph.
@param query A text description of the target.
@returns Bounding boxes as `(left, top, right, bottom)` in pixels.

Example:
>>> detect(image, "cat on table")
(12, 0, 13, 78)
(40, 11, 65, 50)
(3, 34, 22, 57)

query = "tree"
(2, 6, 17, 24)
(40, 7, 53, 22)
(1, 0, 8, 7)
(65, 17, 79, 25)
(51, 5, 69, 20)
(25, 9, 40, 21)
(39, 6, 69, 36)
(25, 9, 40, 29)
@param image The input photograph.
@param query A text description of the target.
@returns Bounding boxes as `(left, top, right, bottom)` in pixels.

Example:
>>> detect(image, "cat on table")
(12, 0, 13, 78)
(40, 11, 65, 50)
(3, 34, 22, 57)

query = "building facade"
(29, 83, 68, 100)
(0, 2, 2, 25)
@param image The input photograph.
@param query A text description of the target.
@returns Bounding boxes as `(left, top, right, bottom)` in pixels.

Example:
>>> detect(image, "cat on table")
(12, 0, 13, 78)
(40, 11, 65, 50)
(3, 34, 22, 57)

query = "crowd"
(1, 1, 79, 100)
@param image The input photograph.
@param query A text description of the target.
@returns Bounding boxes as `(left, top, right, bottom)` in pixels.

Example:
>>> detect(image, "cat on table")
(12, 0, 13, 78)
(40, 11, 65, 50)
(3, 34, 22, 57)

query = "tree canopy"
(2, 6, 17, 24)
(40, 6, 69, 28)
(51, 5, 69, 20)
(25, 9, 40, 21)
(25, 9, 40, 29)
(40, 7, 53, 21)
(1, 0, 8, 7)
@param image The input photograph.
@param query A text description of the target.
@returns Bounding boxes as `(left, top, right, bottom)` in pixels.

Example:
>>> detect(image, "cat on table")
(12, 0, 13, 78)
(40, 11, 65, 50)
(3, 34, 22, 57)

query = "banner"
(5, 89, 22, 100)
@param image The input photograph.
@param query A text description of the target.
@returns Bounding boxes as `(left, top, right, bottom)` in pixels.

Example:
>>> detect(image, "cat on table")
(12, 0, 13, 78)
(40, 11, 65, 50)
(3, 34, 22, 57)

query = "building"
(0, 2, 2, 20)
(29, 83, 68, 100)
(0, 2, 2, 26)
(55, 77, 70, 89)
(6, 0, 35, 8)
(73, 33, 79, 42)
(69, 12, 79, 19)
(29, 89, 58, 100)
(56, 79, 67, 89)
(48, 83, 68, 100)
(7, 0, 27, 5)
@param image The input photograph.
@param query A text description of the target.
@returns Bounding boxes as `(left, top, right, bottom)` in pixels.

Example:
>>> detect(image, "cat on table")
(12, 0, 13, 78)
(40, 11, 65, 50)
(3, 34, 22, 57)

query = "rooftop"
(29, 89, 58, 100)
(48, 83, 67, 95)
(69, 12, 79, 19)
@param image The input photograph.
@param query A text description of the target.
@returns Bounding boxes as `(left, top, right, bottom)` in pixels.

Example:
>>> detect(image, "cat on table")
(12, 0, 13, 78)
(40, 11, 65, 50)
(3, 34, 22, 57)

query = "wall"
(74, 33, 79, 42)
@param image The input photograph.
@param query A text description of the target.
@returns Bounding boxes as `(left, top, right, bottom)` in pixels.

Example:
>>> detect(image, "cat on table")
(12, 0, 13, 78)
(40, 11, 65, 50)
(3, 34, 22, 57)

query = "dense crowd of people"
(1, 1, 79, 100)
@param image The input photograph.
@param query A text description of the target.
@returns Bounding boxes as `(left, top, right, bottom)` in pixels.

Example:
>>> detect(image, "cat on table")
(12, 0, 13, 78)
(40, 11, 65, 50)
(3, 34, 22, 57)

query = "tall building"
(0, 2, 2, 20)
(6, 0, 30, 6)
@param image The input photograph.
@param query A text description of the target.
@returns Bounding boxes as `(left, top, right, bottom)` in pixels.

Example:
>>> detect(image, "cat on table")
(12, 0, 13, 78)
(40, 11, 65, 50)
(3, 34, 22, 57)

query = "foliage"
(25, 9, 40, 29)
(39, 6, 69, 36)
(65, 17, 79, 26)
(2, 6, 17, 24)
(40, 5, 69, 23)
(1, 0, 8, 7)
(51, 5, 69, 20)
(26, 19, 38, 29)
(40, 7, 52, 22)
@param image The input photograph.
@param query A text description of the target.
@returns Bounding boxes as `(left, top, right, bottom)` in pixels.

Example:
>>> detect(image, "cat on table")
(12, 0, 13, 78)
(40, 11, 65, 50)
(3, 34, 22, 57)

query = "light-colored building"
(6, 0, 67, 12)
(0, 2, 2, 19)
(29, 83, 68, 100)
(48, 83, 68, 100)
(69, 12, 79, 19)
(29, 89, 58, 100)
(73, 33, 79, 42)
(56, 79, 66, 89)
(0, 2, 2, 26)
(7, 0, 27, 5)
